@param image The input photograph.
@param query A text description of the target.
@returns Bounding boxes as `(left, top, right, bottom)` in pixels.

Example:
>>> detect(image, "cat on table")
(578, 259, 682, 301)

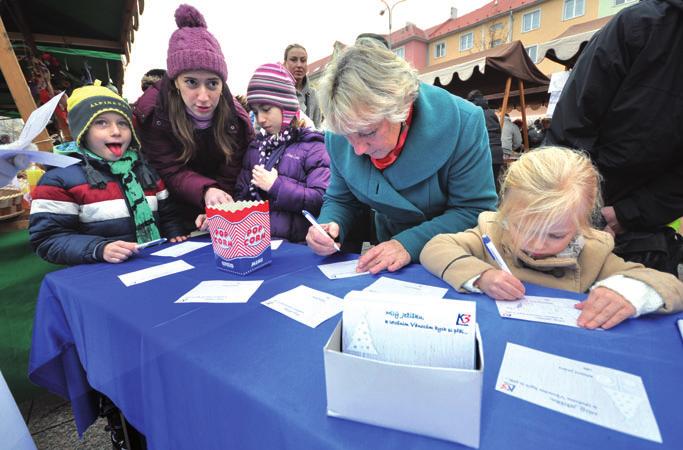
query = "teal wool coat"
(318, 83, 498, 261)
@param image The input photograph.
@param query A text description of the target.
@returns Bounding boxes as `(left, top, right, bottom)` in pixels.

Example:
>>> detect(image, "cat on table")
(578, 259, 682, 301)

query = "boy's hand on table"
(103, 241, 138, 263)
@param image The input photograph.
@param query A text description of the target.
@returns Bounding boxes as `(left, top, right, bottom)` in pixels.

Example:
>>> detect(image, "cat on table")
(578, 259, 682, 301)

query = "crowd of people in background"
(22, 2, 683, 331)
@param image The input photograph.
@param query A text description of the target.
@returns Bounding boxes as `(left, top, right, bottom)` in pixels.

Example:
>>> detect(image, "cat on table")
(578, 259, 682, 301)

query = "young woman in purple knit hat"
(233, 63, 330, 243)
(133, 4, 254, 231)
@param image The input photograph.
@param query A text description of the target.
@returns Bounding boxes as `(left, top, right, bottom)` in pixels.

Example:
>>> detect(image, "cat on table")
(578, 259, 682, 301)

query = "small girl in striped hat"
(232, 63, 330, 243)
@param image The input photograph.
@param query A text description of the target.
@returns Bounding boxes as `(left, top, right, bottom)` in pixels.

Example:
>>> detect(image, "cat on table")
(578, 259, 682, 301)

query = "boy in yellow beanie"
(29, 81, 187, 265)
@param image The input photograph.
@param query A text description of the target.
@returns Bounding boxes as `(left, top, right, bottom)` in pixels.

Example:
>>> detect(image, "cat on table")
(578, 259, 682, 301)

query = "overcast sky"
(122, 0, 489, 101)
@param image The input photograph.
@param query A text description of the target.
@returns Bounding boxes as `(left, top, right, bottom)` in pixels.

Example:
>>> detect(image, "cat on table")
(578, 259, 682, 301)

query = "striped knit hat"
(247, 63, 300, 128)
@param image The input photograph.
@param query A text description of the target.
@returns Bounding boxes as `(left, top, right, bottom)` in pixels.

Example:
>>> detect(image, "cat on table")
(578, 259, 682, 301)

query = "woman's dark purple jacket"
(133, 77, 254, 223)
(235, 128, 330, 243)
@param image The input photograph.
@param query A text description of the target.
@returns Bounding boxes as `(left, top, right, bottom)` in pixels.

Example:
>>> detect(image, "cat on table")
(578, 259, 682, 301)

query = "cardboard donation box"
(323, 292, 484, 448)
(206, 200, 271, 275)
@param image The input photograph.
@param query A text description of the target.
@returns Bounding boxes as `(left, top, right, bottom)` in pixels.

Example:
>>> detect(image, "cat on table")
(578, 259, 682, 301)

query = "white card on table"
(318, 259, 369, 279)
(678, 319, 683, 341)
(118, 260, 194, 287)
(342, 291, 476, 369)
(496, 343, 661, 443)
(261, 285, 343, 328)
(270, 240, 283, 250)
(363, 276, 448, 298)
(496, 295, 581, 327)
(175, 280, 263, 304)
(151, 241, 211, 257)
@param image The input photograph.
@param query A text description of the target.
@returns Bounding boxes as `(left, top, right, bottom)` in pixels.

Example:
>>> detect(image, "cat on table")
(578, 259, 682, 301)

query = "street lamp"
(379, 0, 408, 50)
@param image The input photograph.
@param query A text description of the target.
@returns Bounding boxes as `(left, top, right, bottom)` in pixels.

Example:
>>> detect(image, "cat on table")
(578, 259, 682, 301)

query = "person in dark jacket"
(29, 83, 187, 265)
(133, 5, 253, 230)
(234, 63, 329, 242)
(467, 90, 503, 193)
(545, 0, 683, 273)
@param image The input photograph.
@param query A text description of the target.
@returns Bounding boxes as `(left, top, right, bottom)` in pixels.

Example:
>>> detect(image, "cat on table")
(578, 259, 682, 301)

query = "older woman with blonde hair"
(306, 38, 497, 273)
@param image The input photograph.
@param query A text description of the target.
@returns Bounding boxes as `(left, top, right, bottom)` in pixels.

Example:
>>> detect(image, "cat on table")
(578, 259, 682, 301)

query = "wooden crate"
(0, 187, 24, 220)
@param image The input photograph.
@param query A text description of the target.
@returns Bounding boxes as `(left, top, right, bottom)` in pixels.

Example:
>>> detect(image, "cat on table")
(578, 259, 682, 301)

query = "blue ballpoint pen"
(302, 210, 340, 252)
(136, 238, 167, 250)
(482, 234, 512, 274)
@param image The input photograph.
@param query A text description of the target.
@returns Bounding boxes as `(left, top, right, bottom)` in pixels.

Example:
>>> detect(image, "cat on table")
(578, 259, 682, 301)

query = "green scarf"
(108, 151, 161, 244)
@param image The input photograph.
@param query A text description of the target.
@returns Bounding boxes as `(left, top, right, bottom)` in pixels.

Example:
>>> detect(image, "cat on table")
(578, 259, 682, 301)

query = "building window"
(563, 0, 585, 20)
(522, 9, 541, 32)
(526, 44, 538, 63)
(490, 22, 504, 32)
(435, 41, 446, 58)
(491, 39, 504, 48)
(393, 46, 405, 59)
(459, 33, 473, 51)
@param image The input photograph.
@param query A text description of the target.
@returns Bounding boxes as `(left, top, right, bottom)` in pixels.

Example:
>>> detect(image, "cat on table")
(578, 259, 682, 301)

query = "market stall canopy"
(418, 40, 549, 99)
(537, 16, 611, 68)
(0, 0, 143, 115)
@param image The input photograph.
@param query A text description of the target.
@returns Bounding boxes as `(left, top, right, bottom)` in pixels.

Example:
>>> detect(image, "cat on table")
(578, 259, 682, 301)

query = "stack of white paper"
(342, 291, 477, 369)
(363, 276, 448, 298)
(175, 280, 263, 303)
(261, 285, 343, 328)
(152, 241, 211, 257)
(495, 295, 581, 327)
(118, 260, 194, 287)
(496, 343, 661, 443)
(318, 259, 369, 279)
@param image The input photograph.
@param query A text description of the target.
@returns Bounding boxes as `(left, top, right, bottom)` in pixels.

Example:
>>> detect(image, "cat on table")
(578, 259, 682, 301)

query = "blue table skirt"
(29, 239, 683, 449)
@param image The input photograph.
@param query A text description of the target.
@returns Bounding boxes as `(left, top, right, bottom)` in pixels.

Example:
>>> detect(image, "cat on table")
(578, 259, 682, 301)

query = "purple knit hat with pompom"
(166, 4, 228, 82)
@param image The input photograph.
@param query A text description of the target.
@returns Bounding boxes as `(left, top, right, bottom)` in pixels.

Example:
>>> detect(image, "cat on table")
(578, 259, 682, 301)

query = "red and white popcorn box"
(205, 200, 271, 275)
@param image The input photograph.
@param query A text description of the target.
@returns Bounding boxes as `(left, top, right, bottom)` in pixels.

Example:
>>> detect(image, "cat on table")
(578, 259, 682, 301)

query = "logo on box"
(456, 313, 471, 326)
(499, 382, 516, 392)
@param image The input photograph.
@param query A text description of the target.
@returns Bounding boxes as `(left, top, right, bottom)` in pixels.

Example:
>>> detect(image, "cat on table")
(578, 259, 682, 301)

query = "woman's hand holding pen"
(476, 269, 525, 300)
(306, 222, 340, 256)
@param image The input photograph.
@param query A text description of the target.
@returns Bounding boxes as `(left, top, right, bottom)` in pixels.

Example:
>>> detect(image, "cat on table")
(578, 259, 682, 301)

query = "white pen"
(302, 209, 341, 252)
(136, 238, 167, 250)
(482, 234, 512, 274)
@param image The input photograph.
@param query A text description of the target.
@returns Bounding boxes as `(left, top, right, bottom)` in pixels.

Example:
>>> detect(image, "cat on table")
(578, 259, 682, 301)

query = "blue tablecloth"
(29, 239, 683, 449)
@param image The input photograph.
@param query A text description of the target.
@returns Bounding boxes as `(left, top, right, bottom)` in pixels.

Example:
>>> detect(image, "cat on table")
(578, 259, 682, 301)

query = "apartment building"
(309, 0, 638, 84)
(424, 0, 635, 76)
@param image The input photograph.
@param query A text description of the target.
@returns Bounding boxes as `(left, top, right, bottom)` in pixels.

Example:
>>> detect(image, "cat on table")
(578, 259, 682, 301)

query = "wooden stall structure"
(419, 40, 550, 151)
(0, 0, 144, 149)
